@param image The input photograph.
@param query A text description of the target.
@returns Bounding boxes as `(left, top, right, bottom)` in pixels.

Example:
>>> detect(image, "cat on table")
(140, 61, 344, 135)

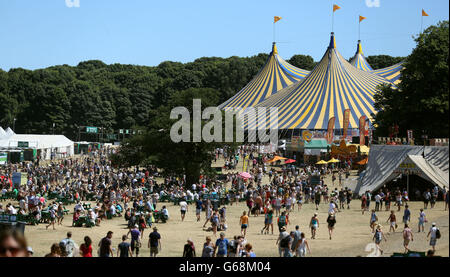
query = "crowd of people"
(0, 144, 448, 257)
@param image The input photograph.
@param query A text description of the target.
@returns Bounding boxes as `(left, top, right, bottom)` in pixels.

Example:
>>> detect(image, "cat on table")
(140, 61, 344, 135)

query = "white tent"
(0, 134, 74, 160)
(0, 127, 6, 140)
(5, 127, 15, 138)
(355, 145, 449, 195)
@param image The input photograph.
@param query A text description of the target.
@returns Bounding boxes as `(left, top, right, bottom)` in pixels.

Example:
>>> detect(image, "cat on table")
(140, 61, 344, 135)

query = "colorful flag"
(327, 117, 336, 144)
(342, 109, 351, 139)
(359, 116, 366, 146)
(333, 4, 341, 12)
(422, 9, 429, 16)
(359, 16, 366, 22)
(274, 16, 282, 23)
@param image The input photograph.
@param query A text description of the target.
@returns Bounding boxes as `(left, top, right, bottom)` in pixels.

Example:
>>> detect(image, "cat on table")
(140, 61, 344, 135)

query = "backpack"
(436, 229, 441, 239)
(280, 235, 290, 248)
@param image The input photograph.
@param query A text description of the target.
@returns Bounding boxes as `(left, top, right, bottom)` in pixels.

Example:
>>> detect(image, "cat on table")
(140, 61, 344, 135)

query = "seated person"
(73, 210, 81, 225)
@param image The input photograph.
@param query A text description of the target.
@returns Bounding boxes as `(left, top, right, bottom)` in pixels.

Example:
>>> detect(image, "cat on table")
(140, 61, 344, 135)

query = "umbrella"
(284, 159, 296, 164)
(356, 157, 368, 165)
(327, 158, 340, 163)
(266, 156, 288, 163)
(239, 172, 252, 179)
(316, 160, 328, 165)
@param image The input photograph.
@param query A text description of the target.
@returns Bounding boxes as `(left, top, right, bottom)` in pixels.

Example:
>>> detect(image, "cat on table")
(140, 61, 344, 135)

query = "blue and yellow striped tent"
(246, 33, 395, 130)
(219, 43, 310, 110)
(350, 40, 373, 71)
(350, 40, 404, 85)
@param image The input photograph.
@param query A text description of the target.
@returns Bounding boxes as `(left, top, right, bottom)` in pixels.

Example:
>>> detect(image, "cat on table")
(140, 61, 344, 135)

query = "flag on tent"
(359, 16, 366, 22)
(359, 115, 366, 146)
(422, 9, 429, 16)
(274, 16, 282, 23)
(327, 117, 336, 144)
(343, 109, 351, 138)
(333, 4, 341, 12)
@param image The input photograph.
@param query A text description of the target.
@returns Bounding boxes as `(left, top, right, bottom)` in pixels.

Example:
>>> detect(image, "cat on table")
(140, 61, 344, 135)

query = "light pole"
(13, 118, 16, 132)
(52, 123, 55, 135)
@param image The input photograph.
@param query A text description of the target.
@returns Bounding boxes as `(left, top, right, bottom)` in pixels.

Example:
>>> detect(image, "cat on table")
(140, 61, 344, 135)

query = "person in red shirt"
(79, 236, 93, 257)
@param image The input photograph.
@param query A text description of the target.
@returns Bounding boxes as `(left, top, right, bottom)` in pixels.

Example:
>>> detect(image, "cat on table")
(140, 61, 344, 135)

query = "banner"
(342, 109, 351, 138)
(364, 120, 370, 136)
(326, 117, 335, 144)
(407, 130, 414, 145)
(359, 116, 366, 146)
(0, 153, 7, 165)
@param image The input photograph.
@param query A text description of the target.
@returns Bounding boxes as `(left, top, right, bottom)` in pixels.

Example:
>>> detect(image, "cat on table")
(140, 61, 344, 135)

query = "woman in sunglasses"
(0, 229, 29, 257)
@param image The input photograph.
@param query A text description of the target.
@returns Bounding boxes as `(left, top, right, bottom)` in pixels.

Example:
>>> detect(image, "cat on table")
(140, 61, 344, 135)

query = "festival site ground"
(16, 157, 449, 257)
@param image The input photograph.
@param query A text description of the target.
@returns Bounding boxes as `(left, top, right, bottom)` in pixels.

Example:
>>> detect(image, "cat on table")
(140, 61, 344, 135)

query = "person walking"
(201, 236, 215, 257)
(148, 227, 161, 257)
(418, 209, 427, 233)
(98, 231, 114, 257)
(402, 224, 413, 253)
(261, 209, 274, 235)
(239, 211, 249, 237)
(327, 212, 336, 240)
(117, 235, 132, 257)
(277, 211, 289, 233)
(309, 213, 319, 239)
(402, 205, 411, 225)
(369, 210, 378, 233)
(427, 223, 440, 251)
(182, 239, 196, 257)
(294, 232, 311, 257)
(373, 225, 386, 255)
(127, 224, 141, 257)
(386, 211, 397, 233)
(214, 232, 229, 257)
(179, 200, 188, 222)
(79, 236, 93, 257)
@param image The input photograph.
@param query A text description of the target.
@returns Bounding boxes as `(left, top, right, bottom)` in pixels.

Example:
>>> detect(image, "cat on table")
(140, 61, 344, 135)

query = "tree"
(373, 21, 449, 140)
(112, 87, 236, 187)
(288, 54, 316, 70)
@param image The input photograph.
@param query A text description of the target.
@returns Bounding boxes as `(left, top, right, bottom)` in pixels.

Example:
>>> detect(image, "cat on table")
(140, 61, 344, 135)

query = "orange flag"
(422, 9, 429, 16)
(359, 16, 366, 22)
(274, 16, 282, 23)
(333, 4, 341, 12)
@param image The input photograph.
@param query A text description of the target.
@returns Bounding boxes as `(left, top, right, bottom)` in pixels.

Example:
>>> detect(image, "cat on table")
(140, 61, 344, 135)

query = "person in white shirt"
(179, 201, 188, 221)
(328, 201, 337, 214)
(427, 223, 439, 251)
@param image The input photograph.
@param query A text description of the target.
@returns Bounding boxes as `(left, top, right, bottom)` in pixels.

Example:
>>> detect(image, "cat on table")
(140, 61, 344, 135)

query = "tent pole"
(407, 172, 409, 198)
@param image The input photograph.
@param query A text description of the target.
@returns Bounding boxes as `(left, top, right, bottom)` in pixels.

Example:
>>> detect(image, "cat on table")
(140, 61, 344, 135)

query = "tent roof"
(0, 127, 6, 140)
(372, 62, 404, 85)
(219, 43, 310, 110)
(247, 33, 395, 130)
(355, 145, 449, 195)
(0, 134, 74, 149)
(349, 40, 373, 71)
(407, 155, 449, 189)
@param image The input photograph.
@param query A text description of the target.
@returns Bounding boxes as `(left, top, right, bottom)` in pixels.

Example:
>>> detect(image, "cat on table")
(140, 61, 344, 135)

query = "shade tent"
(266, 155, 287, 163)
(4, 127, 15, 139)
(349, 40, 404, 85)
(219, 43, 310, 111)
(355, 145, 449, 196)
(0, 127, 6, 140)
(0, 134, 74, 160)
(246, 33, 394, 130)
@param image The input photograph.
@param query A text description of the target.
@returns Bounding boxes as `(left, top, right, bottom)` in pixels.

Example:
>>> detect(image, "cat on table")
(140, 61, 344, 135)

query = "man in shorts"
(402, 224, 413, 253)
(148, 227, 161, 257)
(179, 200, 188, 222)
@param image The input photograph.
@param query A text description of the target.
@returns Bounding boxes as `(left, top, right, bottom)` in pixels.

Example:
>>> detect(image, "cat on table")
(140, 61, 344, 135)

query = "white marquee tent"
(355, 145, 449, 196)
(0, 130, 74, 160)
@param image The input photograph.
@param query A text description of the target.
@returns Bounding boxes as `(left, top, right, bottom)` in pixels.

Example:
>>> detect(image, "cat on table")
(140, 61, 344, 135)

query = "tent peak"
(329, 32, 336, 49)
(356, 40, 364, 55)
(271, 42, 278, 55)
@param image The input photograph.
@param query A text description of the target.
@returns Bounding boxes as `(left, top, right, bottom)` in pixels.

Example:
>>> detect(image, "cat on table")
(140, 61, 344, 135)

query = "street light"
(13, 118, 16, 132)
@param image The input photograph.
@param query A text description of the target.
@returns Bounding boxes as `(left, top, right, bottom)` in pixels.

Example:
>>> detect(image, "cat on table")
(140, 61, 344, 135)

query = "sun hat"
(432, 222, 436, 226)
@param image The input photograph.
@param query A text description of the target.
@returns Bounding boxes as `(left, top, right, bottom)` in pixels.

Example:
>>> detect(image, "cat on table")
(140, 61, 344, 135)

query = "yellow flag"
(422, 9, 429, 16)
(274, 16, 282, 23)
(359, 16, 366, 22)
(333, 4, 341, 12)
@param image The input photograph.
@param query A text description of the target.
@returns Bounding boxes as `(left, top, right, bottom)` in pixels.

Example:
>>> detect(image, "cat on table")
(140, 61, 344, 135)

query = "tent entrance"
(382, 174, 440, 201)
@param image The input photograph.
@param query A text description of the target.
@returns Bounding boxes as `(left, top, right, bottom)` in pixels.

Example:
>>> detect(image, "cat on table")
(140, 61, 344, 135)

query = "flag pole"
(332, 9, 334, 33)
(273, 22, 275, 43)
(358, 20, 361, 41)
(421, 13, 423, 33)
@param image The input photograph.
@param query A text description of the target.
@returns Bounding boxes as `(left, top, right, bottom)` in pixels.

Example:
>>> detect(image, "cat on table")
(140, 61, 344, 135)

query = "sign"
(119, 129, 124, 134)
(342, 109, 351, 138)
(0, 153, 7, 165)
(302, 130, 313, 142)
(86, 126, 98, 133)
(12, 172, 21, 186)
(359, 116, 367, 146)
(326, 117, 335, 144)
(17, 141, 29, 148)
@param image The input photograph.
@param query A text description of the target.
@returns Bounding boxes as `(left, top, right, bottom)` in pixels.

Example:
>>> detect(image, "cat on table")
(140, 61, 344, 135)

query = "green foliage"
(366, 55, 404, 70)
(288, 54, 316, 70)
(374, 21, 449, 140)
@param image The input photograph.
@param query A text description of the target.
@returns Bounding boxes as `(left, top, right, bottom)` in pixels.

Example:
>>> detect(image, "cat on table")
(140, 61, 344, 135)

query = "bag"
(436, 229, 441, 239)
(280, 235, 290, 248)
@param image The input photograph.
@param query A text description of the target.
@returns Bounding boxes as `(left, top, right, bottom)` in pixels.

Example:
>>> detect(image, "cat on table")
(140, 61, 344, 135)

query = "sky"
(0, 0, 448, 71)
